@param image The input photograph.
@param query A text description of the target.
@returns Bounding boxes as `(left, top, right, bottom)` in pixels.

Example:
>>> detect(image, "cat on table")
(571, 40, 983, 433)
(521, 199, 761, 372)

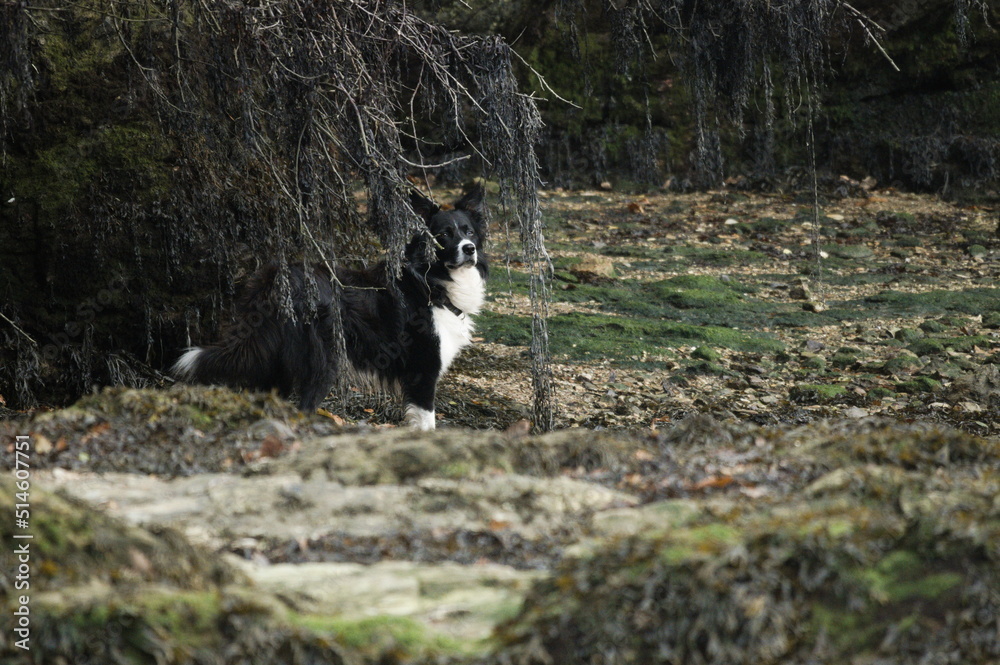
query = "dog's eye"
(461, 225, 472, 235)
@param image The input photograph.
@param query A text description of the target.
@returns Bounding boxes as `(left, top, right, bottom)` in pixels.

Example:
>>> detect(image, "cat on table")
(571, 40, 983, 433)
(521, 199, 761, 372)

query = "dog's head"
(409, 185, 485, 270)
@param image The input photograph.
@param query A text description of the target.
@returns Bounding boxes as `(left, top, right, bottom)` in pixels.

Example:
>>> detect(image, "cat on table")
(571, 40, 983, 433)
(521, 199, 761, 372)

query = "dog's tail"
(172, 334, 283, 395)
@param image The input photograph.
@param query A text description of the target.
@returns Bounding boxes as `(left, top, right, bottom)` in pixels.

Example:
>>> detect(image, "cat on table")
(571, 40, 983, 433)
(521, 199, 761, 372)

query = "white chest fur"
(432, 265, 486, 374)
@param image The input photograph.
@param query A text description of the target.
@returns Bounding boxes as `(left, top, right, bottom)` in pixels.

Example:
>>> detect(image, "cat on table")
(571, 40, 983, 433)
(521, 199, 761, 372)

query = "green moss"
(736, 216, 794, 236)
(789, 383, 848, 403)
(895, 377, 942, 394)
(477, 310, 784, 364)
(683, 360, 729, 376)
(129, 591, 225, 649)
(657, 524, 742, 565)
(865, 289, 1000, 317)
(939, 335, 991, 353)
(908, 338, 946, 356)
(893, 328, 924, 343)
(802, 355, 827, 371)
(856, 551, 963, 604)
(825, 244, 875, 260)
(691, 346, 720, 361)
(831, 351, 861, 369)
(882, 354, 923, 375)
(867, 388, 896, 401)
(660, 246, 770, 266)
(300, 615, 473, 658)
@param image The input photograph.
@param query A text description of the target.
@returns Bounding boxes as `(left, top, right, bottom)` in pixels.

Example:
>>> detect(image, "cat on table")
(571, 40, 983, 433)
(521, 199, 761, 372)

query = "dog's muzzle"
(449, 240, 477, 268)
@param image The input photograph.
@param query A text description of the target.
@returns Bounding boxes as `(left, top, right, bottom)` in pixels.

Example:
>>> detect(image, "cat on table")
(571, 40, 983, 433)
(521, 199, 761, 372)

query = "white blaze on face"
(454, 239, 477, 267)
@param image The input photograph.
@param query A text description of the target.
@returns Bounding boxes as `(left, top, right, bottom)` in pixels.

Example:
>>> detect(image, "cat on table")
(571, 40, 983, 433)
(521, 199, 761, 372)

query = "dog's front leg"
(401, 371, 438, 430)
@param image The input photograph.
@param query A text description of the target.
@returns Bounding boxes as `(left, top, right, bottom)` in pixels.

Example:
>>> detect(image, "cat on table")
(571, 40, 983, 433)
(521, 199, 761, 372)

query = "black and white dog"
(173, 185, 488, 430)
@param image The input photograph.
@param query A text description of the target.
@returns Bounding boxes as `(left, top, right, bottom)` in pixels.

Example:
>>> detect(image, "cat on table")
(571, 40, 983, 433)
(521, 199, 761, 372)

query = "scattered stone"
(829, 243, 875, 259)
(570, 255, 616, 282)
(691, 346, 720, 362)
(919, 319, 947, 334)
(789, 282, 812, 300)
(895, 377, 942, 394)
(802, 355, 827, 371)
(893, 327, 924, 343)
(789, 383, 847, 404)
(967, 244, 987, 258)
(881, 353, 923, 376)
(908, 338, 946, 356)
(802, 339, 826, 352)
(948, 365, 1000, 401)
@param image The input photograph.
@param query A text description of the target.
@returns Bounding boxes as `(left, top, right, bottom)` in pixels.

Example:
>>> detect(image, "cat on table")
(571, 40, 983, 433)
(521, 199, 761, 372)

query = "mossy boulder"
(908, 338, 946, 356)
(690, 346, 721, 362)
(895, 376, 943, 394)
(893, 327, 924, 343)
(0, 476, 361, 665)
(881, 353, 923, 376)
(0, 384, 312, 476)
(919, 319, 948, 334)
(789, 383, 848, 404)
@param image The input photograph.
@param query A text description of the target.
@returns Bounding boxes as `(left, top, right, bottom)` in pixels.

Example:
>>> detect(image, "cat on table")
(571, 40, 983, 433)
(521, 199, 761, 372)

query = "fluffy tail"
(172, 347, 205, 381)
(171, 342, 280, 393)
(171, 264, 337, 411)
(171, 322, 334, 411)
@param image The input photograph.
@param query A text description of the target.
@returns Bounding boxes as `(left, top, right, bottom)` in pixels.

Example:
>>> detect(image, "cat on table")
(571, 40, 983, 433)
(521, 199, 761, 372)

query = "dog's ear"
(454, 183, 485, 216)
(409, 189, 439, 222)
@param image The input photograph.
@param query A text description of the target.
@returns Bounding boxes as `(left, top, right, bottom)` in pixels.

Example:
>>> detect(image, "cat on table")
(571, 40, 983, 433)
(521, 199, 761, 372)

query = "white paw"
(404, 405, 436, 431)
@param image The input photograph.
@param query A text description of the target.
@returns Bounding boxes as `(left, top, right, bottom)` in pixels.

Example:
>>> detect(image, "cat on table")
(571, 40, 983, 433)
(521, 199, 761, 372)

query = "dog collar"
(442, 299, 465, 317)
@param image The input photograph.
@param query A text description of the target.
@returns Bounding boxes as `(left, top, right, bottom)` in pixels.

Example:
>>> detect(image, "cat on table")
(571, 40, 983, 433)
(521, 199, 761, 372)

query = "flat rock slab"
(41, 464, 637, 553)
(247, 559, 544, 642)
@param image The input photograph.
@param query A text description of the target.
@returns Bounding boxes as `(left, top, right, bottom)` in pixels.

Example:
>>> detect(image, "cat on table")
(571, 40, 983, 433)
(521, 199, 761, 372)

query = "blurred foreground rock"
(1, 386, 998, 664)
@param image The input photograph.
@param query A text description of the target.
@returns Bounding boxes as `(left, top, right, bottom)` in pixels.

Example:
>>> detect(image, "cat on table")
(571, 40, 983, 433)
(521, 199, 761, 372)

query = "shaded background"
(0, 0, 996, 412)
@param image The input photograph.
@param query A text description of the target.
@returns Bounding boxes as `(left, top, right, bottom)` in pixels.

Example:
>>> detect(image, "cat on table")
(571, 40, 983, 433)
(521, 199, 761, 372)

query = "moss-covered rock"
(0, 384, 314, 476)
(789, 383, 848, 403)
(895, 376, 943, 394)
(487, 425, 1000, 665)
(882, 353, 923, 375)
(690, 346, 721, 362)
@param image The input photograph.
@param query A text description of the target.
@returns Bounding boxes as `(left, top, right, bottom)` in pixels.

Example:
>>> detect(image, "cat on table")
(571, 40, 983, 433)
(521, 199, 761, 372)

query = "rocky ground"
(1, 186, 999, 664)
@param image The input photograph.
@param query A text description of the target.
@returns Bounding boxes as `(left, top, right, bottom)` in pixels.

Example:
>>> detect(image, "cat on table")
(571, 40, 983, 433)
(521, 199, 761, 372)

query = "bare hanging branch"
(0, 0, 553, 421)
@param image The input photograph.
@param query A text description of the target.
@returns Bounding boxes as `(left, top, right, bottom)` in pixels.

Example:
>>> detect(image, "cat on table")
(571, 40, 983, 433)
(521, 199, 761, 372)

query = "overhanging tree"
(0, 0, 554, 427)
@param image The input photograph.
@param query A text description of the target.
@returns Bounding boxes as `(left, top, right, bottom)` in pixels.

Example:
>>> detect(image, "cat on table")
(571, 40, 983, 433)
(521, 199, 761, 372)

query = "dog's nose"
(462, 244, 476, 256)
